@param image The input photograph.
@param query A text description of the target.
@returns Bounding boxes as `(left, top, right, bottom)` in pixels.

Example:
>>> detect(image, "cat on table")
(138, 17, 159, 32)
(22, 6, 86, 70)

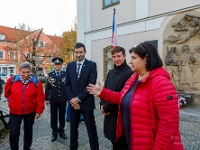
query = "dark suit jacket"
(45, 70, 67, 102)
(65, 59, 97, 111)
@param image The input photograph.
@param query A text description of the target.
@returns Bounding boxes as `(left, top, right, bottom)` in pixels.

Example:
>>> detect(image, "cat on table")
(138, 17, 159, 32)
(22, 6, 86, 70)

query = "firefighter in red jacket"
(4, 62, 45, 150)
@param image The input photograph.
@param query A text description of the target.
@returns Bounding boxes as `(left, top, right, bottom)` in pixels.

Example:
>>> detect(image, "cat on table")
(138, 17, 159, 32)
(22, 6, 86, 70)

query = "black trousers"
(70, 109, 99, 150)
(50, 101, 66, 134)
(111, 136, 128, 150)
(9, 112, 36, 150)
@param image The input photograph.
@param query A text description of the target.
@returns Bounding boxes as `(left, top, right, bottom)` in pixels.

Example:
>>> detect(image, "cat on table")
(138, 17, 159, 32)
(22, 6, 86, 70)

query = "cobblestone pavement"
(0, 101, 200, 150)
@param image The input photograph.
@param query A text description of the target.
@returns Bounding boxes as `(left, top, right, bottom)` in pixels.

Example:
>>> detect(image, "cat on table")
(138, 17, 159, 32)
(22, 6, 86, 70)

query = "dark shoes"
(59, 132, 67, 139)
(51, 132, 67, 141)
(51, 133, 57, 142)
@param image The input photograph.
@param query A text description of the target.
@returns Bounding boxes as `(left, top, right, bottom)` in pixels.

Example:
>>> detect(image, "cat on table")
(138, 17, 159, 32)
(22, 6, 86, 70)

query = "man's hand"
(45, 100, 50, 106)
(70, 97, 79, 107)
(100, 106, 110, 116)
(35, 113, 41, 119)
(74, 103, 81, 110)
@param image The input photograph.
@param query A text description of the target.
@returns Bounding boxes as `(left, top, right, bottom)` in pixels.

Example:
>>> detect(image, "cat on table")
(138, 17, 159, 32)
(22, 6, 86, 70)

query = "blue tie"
(56, 72, 60, 80)
(77, 63, 81, 80)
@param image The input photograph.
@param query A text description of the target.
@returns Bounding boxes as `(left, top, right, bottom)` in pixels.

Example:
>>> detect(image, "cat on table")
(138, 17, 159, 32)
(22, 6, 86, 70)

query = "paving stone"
(0, 98, 200, 149)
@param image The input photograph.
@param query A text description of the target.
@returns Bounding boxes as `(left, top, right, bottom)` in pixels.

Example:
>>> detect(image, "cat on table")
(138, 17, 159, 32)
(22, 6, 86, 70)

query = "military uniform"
(45, 57, 67, 141)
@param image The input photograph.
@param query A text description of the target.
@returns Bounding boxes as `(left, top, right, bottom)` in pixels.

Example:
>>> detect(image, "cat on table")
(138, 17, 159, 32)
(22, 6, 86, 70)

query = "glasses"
(133, 43, 148, 56)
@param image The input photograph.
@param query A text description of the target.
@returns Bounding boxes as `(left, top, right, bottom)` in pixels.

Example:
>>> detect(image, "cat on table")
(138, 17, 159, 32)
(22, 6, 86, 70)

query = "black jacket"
(45, 70, 67, 102)
(100, 61, 133, 141)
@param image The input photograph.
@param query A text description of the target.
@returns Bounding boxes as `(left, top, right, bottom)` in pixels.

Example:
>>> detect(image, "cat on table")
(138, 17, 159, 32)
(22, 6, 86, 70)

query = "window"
(103, 0, 119, 7)
(37, 40, 45, 47)
(0, 51, 4, 59)
(103, 46, 113, 80)
(48, 56, 52, 61)
(9, 51, 15, 59)
(0, 34, 5, 41)
(9, 67, 14, 76)
(26, 52, 32, 60)
(145, 40, 158, 50)
(35, 53, 43, 64)
(37, 53, 43, 59)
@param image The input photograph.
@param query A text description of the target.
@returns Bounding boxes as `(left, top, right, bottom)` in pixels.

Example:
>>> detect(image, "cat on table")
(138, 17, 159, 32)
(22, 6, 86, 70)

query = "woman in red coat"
(4, 62, 45, 150)
(87, 42, 184, 150)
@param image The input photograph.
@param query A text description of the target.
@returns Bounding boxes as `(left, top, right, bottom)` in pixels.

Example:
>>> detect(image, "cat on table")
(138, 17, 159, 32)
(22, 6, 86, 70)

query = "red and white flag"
(111, 9, 118, 48)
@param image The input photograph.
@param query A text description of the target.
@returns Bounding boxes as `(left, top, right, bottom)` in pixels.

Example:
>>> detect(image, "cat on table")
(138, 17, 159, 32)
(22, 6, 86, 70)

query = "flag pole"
(111, 8, 118, 48)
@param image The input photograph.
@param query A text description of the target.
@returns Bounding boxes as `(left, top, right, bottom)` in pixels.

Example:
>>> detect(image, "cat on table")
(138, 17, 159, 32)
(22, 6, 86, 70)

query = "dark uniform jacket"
(100, 61, 133, 141)
(45, 70, 67, 102)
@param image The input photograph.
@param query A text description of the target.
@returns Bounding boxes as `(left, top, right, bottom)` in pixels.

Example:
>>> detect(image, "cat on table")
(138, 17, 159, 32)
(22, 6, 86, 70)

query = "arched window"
(103, 46, 113, 80)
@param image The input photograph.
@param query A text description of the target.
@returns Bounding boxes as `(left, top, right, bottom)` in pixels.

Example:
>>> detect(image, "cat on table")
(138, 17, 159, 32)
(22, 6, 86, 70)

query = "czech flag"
(111, 9, 118, 48)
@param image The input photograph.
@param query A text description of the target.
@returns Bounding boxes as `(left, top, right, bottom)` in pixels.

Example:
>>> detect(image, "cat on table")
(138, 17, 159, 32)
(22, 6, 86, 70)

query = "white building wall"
(149, 0, 200, 16)
(90, 0, 135, 31)
(77, 0, 92, 59)
(136, 0, 148, 19)
(77, 0, 200, 82)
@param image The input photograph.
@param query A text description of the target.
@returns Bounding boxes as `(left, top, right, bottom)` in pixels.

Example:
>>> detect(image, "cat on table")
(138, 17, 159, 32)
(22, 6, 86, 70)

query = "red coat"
(99, 67, 184, 150)
(4, 75, 45, 115)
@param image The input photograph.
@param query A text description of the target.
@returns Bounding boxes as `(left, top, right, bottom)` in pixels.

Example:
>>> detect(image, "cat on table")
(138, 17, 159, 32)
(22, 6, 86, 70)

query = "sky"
(1, 0, 77, 36)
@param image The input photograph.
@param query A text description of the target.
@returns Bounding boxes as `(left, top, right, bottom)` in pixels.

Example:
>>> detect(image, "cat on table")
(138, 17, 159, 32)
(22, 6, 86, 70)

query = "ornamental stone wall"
(163, 10, 200, 106)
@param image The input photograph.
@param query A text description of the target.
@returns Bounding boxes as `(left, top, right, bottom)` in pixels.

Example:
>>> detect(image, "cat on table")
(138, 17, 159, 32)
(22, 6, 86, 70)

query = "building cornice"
(85, 4, 200, 34)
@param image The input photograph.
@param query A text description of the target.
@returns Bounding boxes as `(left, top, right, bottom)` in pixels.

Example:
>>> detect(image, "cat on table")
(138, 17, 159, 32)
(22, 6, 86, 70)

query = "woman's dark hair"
(129, 42, 163, 71)
(74, 42, 86, 51)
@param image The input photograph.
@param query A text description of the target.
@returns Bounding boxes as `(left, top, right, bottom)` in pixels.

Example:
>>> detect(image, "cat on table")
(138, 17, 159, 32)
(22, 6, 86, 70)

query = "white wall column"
(77, 0, 92, 59)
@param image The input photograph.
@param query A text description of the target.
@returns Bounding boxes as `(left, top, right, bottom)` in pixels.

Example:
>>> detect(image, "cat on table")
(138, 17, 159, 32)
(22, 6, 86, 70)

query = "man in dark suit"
(100, 46, 133, 150)
(45, 57, 67, 142)
(65, 42, 99, 150)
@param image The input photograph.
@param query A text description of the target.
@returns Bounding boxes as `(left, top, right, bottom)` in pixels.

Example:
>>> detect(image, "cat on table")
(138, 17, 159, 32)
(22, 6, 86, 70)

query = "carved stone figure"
(165, 46, 183, 90)
(191, 46, 200, 83)
(164, 15, 200, 44)
(179, 45, 196, 90)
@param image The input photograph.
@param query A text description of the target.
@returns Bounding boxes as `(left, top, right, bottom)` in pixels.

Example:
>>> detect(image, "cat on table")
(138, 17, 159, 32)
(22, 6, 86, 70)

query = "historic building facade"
(77, 0, 200, 99)
(0, 25, 62, 82)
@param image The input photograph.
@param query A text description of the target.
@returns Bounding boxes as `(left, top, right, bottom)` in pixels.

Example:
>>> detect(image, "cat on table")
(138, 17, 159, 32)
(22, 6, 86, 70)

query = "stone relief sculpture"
(165, 46, 183, 91)
(164, 15, 200, 44)
(179, 45, 196, 90)
(163, 12, 200, 94)
(191, 46, 200, 83)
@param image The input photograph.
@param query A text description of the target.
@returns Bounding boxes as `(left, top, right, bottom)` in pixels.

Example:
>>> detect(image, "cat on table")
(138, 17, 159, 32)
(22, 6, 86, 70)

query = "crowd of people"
(2, 42, 184, 150)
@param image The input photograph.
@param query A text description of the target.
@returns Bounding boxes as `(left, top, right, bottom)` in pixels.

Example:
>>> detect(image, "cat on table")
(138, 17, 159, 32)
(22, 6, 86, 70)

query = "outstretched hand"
(87, 82, 103, 96)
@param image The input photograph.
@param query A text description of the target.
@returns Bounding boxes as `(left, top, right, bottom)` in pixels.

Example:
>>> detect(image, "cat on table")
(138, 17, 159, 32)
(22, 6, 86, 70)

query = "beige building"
(77, 0, 200, 92)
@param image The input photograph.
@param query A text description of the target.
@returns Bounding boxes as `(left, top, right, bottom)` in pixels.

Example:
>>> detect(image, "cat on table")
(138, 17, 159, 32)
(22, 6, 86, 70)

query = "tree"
(5, 23, 57, 74)
(60, 18, 77, 64)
